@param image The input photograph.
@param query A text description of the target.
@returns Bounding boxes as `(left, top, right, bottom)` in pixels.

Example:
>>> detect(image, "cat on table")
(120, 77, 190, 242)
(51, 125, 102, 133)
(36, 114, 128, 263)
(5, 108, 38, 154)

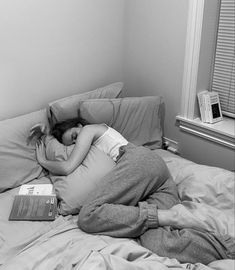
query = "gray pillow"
(48, 82, 124, 124)
(78, 96, 164, 149)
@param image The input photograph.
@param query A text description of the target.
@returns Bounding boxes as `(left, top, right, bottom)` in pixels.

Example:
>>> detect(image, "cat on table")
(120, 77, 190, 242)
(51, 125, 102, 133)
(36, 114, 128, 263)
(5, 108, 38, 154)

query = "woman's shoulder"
(82, 124, 108, 138)
(85, 123, 108, 130)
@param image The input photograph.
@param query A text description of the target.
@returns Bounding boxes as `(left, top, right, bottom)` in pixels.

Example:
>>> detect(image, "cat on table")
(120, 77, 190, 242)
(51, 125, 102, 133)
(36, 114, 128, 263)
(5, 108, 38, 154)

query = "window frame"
(177, 0, 235, 150)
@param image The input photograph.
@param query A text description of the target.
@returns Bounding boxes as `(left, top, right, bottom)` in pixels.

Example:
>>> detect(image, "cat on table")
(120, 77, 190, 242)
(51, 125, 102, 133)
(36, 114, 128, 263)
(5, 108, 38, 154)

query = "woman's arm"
(36, 125, 98, 175)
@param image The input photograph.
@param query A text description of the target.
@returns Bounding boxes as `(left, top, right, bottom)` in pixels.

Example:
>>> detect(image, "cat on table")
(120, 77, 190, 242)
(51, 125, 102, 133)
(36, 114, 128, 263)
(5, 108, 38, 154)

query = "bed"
(0, 82, 234, 270)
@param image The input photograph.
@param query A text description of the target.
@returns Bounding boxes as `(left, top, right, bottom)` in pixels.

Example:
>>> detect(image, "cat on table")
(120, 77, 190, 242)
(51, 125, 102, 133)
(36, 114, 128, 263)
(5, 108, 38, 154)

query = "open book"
(9, 184, 57, 221)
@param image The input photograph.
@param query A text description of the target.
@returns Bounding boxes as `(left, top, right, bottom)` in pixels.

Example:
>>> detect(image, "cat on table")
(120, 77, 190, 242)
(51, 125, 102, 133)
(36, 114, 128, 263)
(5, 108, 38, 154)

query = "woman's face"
(62, 126, 82, 146)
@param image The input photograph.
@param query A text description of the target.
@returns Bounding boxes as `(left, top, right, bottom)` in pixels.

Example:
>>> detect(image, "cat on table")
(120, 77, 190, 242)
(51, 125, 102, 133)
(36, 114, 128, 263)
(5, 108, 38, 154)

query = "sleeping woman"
(31, 115, 231, 265)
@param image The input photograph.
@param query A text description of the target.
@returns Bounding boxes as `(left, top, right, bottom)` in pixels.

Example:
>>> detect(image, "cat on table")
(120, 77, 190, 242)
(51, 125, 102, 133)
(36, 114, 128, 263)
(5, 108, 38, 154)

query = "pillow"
(0, 109, 50, 193)
(78, 97, 164, 149)
(48, 82, 124, 124)
(45, 137, 115, 215)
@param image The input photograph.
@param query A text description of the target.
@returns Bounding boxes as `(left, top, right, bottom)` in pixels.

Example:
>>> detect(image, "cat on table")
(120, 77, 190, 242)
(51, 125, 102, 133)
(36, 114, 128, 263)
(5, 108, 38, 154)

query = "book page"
(19, 184, 53, 195)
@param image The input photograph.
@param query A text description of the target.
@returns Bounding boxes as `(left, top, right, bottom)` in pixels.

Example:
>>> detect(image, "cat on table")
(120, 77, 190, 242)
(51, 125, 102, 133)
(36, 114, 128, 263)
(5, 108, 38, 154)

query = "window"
(211, 0, 235, 118)
(177, 0, 235, 149)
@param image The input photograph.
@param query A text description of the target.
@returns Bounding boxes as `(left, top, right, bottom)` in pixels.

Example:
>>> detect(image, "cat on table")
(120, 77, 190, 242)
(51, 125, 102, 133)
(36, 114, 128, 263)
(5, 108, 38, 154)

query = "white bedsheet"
(1, 215, 233, 270)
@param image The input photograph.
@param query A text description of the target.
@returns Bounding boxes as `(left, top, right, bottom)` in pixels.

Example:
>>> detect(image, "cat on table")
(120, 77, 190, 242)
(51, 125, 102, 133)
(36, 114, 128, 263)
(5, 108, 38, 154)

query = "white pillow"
(45, 137, 116, 215)
(0, 109, 49, 193)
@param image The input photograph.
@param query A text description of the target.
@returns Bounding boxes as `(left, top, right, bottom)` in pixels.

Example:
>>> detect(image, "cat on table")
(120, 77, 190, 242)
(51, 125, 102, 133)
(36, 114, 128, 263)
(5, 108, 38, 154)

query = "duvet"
(0, 150, 234, 270)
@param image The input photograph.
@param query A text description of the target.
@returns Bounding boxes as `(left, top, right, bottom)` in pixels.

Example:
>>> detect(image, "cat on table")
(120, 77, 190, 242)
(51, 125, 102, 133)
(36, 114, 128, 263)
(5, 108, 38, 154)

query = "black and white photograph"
(0, 1, 234, 269)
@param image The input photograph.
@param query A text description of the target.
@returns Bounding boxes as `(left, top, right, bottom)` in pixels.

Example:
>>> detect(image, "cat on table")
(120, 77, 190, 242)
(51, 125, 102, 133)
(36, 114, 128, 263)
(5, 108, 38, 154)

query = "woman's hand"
(35, 139, 69, 175)
(27, 123, 48, 145)
(36, 140, 47, 165)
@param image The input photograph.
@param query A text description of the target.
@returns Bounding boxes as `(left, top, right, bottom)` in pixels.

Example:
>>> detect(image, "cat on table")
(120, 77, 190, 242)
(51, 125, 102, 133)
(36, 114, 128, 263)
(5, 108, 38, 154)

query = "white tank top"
(93, 126, 128, 161)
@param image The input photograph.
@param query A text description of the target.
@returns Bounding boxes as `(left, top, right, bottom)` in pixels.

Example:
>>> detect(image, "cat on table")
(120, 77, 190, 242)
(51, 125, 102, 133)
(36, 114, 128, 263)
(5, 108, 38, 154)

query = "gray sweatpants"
(77, 143, 233, 264)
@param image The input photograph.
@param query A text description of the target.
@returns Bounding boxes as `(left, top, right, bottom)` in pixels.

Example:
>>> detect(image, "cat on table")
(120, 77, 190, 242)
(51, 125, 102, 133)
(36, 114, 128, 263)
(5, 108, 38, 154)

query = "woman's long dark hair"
(51, 111, 90, 143)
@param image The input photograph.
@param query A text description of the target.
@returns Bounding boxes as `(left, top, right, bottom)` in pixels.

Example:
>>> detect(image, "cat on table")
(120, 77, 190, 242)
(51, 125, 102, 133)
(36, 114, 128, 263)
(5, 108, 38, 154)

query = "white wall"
(0, 0, 125, 120)
(123, 0, 189, 140)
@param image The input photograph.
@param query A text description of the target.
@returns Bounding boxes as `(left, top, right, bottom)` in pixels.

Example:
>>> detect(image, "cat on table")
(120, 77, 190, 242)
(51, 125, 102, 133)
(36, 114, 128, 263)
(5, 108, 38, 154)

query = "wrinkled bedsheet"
(0, 214, 233, 270)
(0, 151, 234, 270)
(156, 150, 235, 238)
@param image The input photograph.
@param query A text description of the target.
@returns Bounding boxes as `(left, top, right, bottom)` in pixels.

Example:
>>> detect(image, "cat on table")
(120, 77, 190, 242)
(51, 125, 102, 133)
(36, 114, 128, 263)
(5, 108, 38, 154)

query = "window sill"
(176, 116, 235, 149)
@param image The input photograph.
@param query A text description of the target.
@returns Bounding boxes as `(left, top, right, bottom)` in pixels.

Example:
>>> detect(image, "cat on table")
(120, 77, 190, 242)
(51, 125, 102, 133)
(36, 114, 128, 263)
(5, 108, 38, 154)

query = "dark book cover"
(9, 195, 57, 221)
